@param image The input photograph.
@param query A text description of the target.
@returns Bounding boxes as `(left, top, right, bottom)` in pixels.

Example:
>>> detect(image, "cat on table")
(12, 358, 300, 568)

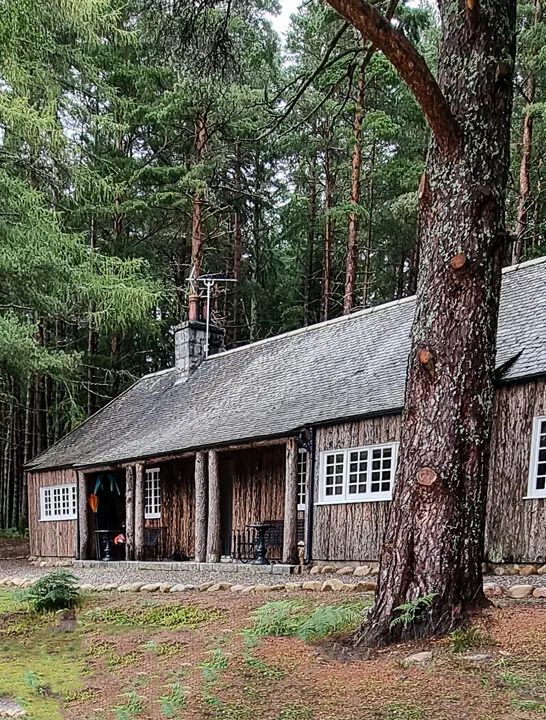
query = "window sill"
(523, 495, 546, 501)
(39, 517, 77, 522)
(145, 514, 161, 520)
(316, 497, 392, 506)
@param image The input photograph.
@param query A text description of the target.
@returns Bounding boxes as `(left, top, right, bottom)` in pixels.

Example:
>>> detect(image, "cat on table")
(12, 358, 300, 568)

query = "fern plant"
(389, 593, 438, 633)
(23, 571, 81, 613)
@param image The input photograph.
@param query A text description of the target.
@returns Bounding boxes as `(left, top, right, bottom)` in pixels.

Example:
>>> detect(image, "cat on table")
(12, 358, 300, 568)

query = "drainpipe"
(305, 427, 316, 565)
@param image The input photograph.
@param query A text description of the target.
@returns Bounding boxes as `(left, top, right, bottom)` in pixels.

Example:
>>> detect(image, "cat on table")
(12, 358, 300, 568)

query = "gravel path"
(1, 558, 545, 588)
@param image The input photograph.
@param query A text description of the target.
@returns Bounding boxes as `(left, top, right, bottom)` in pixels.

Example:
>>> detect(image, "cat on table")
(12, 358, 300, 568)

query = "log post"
(134, 463, 145, 561)
(206, 450, 221, 563)
(194, 451, 207, 562)
(283, 438, 299, 565)
(77, 470, 89, 560)
(125, 465, 135, 561)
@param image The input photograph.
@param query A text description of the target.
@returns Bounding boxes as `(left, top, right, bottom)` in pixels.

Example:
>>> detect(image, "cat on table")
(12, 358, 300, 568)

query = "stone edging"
(0, 576, 545, 598)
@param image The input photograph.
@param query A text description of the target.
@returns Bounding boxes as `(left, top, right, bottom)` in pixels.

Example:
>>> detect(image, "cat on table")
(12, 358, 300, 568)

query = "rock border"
(1, 575, 545, 598)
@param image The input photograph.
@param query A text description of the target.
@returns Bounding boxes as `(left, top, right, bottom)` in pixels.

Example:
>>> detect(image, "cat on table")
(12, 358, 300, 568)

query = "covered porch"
(76, 437, 308, 568)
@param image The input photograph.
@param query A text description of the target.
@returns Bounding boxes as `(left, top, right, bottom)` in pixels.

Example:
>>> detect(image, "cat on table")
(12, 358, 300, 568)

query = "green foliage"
(389, 593, 438, 633)
(83, 603, 222, 629)
(383, 703, 425, 720)
(159, 682, 187, 718)
(250, 599, 370, 642)
(114, 692, 144, 720)
(0, 527, 28, 538)
(449, 626, 493, 653)
(243, 653, 286, 680)
(278, 704, 314, 720)
(23, 572, 81, 614)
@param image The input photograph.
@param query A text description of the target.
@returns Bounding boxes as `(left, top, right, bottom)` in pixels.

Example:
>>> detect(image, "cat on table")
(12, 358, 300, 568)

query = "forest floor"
(0, 589, 545, 720)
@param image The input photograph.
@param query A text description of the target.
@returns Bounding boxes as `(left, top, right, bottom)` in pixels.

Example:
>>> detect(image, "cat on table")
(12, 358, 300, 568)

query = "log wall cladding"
(145, 457, 196, 559)
(485, 379, 546, 564)
(312, 415, 401, 561)
(224, 445, 285, 532)
(27, 468, 78, 558)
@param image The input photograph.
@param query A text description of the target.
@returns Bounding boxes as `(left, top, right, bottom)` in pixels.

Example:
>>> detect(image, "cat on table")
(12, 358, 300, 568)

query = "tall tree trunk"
(512, 0, 542, 264)
(304, 157, 317, 326)
(322, 148, 335, 321)
(362, 141, 376, 307)
(327, 0, 516, 646)
(189, 115, 208, 322)
(344, 59, 366, 314)
(250, 150, 262, 341)
(233, 142, 243, 343)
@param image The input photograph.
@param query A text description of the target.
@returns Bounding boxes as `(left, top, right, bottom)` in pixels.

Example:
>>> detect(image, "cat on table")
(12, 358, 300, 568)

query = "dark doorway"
(90, 471, 125, 560)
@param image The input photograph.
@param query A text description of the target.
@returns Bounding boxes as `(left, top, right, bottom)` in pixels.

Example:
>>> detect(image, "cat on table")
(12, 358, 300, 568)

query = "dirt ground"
(1, 589, 545, 720)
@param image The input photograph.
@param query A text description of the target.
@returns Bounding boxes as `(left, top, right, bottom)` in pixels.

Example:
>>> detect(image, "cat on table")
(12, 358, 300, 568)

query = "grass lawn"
(0, 589, 545, 719)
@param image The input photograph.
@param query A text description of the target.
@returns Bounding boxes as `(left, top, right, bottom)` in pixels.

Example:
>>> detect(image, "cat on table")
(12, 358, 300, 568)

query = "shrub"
(449, 626, 493, 653)
(24, 571, 81, 613)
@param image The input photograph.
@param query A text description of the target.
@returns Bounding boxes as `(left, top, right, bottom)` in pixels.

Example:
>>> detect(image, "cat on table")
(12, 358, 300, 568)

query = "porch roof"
(27, 257, 546, 471)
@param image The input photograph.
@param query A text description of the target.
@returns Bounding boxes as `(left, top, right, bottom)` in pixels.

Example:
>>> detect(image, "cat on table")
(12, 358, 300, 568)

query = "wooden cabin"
(26, 258, 546, 566)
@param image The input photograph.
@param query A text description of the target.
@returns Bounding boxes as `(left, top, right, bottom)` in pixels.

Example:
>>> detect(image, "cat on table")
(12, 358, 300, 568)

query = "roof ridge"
(502, 255, 546, 273)
(206, 295, 416, 362)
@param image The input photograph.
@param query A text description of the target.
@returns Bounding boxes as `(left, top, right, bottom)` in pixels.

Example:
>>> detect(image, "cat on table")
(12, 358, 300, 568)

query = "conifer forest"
(0, 0, 544, 531)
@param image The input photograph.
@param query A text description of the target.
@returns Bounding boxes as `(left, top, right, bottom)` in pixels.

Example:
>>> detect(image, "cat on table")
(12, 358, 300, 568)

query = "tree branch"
(326, 0, 461, 155)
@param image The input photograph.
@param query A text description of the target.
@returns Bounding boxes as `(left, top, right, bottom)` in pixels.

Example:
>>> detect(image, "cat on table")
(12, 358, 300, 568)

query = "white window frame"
(526, 416, 546, 499)
(318, 443, 399, 504)
(145, 467, 162, 519)
(40, 484, 77, 521)
(297, 448, 308, 511)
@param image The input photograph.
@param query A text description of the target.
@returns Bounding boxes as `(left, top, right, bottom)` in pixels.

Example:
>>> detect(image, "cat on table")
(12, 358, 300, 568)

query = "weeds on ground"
(277, 703, 314, 720)
(159, 681, 187, 718)
(114, 691, 144, 720)
(201, 648, 230, 708)
(449, 626, 494, 653)
(497, 663, 546, 713)
(383, 703, 425, 720)
(83, 603, 222, 629)
(249, 599, 370, 642)
(243, 653, 286, 680)
(108, 651, 140, 669)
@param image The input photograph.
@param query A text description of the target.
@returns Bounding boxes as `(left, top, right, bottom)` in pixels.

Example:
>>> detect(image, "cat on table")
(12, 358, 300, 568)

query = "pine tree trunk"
(362, 142, 376, 307)
(189, 115, 207, 322)
(513, 0, 542, 264)
(233, 142, 243, 343)
(322, 148, 335, 321)
(304, 158, 317, 327)
(355, 0, 516, 646)
(344, 61, 366, 314)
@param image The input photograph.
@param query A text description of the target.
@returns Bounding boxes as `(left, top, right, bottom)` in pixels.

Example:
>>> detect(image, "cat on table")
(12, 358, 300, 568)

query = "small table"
(246, 523, 274, 565)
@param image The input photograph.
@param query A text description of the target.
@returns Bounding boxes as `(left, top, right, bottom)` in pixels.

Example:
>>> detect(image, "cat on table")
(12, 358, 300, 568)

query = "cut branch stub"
(418, 348, 436, 378)
(450, 253, 467, 270)
(417, 467, 438, 486)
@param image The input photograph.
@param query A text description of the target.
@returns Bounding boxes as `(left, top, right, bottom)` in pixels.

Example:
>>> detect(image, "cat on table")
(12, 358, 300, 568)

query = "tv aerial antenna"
(186, 270, 237, 357)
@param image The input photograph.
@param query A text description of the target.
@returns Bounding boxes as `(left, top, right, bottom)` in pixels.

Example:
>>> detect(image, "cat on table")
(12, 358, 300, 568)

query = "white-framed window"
(40, 484, 77, 521)
(319, 443, 399, 504)
(297, 449, 308, 511)
(527, 416, 546, 499)
(145, 467, 161, 518)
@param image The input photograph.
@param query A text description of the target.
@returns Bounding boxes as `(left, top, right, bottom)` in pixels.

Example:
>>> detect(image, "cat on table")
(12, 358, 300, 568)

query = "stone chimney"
(174, 321, 225, 379)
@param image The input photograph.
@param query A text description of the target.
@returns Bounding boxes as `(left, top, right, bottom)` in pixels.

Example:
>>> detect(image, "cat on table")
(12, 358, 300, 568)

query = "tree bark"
(125, 465, 135, 561)
(344, 56, 366, 314)
(189, 115, 208, 322)
(325, 0, 517, 646)
(362, 141, 376, 307)
(233, 141, 243, 342)
(206, 450, 221, 563)
(282, 438, 299, 564)
(77, 471, 89, 560)
(322, 147, 335, 321)
(134, 463, 145, 561)
(512, 0, 542, 264)
(304, 156, 317, 326)
(194, 451, 207, 563)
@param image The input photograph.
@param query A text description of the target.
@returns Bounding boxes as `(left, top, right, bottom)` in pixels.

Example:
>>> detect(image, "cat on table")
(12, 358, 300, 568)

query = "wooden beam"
(206, 450, 221, 563)
(125, 465, 135, 561)
(194, 451, 207, 562)
(77, 470, 89, 560)
(134, 463, 145, 561)
(283, 438, 299, 565)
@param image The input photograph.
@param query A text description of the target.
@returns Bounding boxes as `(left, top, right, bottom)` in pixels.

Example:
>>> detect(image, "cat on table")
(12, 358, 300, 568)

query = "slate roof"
(28, 257, 546, 471)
